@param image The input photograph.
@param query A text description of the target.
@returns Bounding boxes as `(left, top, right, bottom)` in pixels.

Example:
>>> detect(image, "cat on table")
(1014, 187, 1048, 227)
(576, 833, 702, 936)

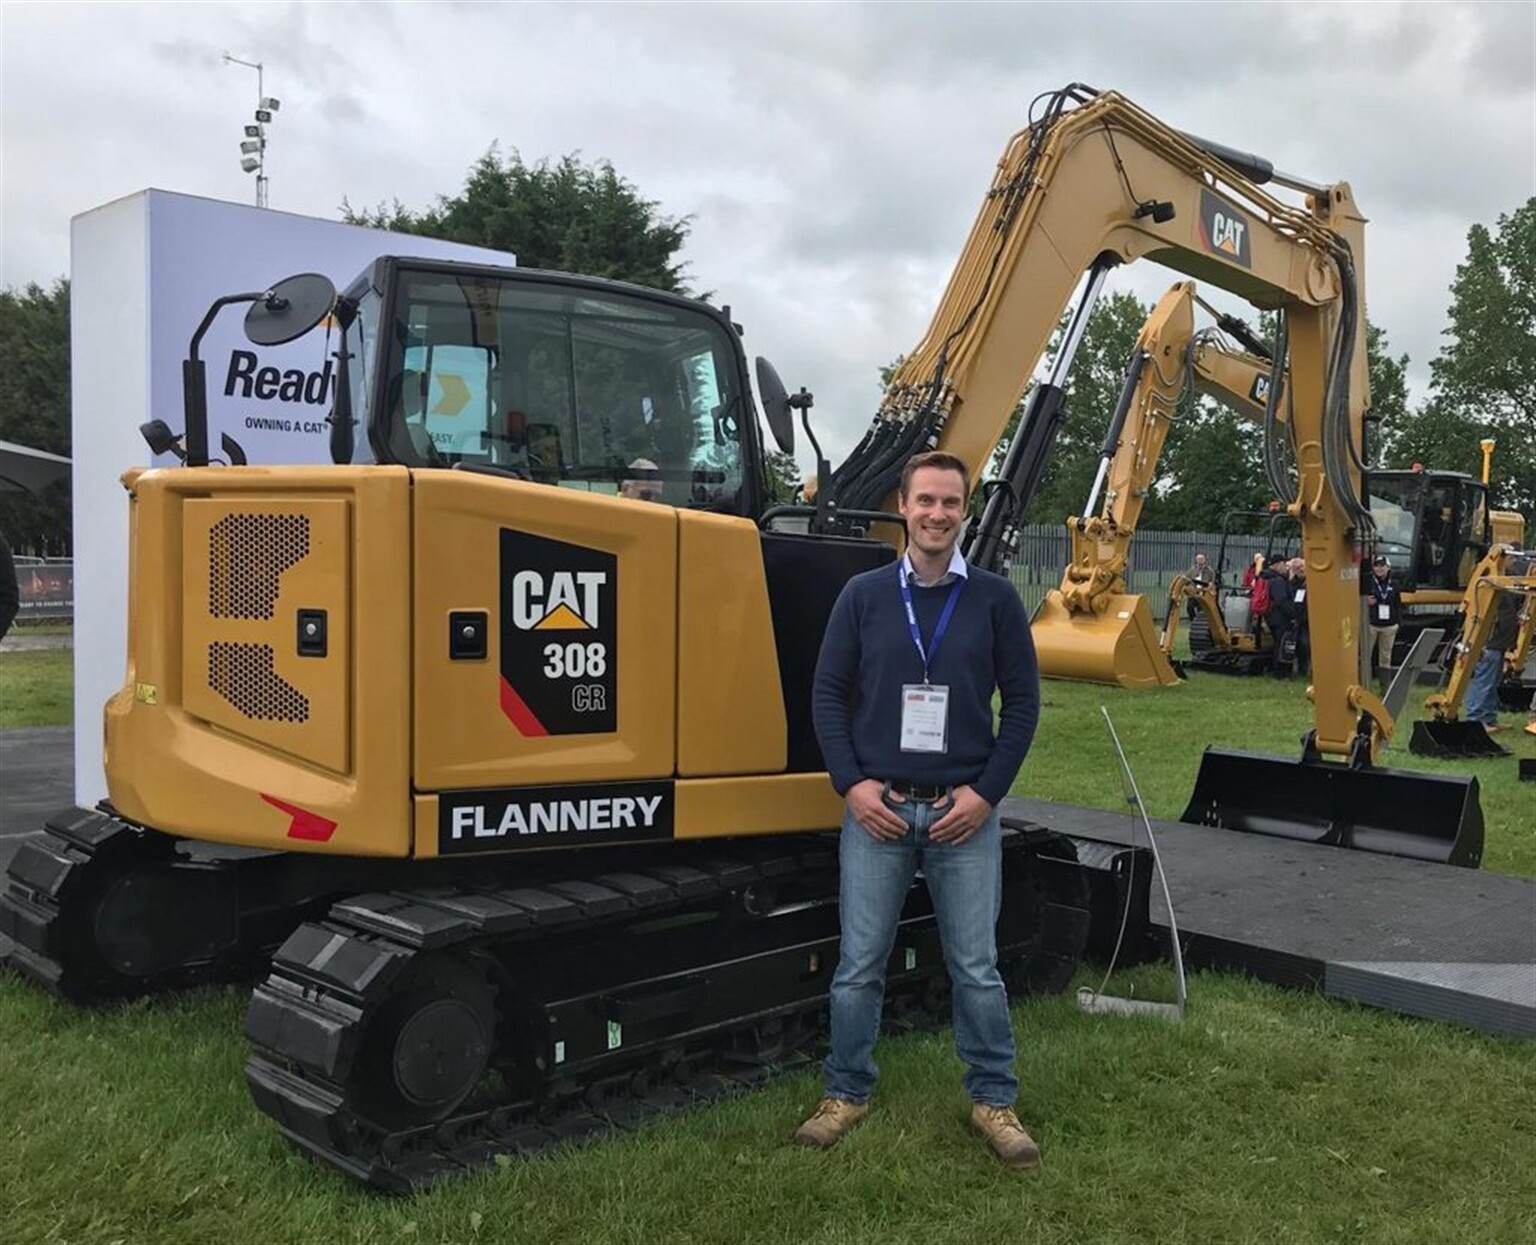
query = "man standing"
(1365, 555, 1401, 680)
(1466, 555, 1527, 736)
(799, 450, 1042, 1169)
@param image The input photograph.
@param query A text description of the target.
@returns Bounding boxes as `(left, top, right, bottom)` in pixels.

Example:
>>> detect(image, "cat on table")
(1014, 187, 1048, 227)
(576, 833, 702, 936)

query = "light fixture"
(260, 96, 281, 112)
(240, 156, 260, 173)
(244, 124, 261, 138)
(254, 108, 272, 123)
(240, 139, 262, 155)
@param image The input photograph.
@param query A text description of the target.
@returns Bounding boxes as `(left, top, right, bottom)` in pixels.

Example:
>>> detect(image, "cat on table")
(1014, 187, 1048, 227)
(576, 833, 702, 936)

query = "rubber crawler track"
(245, 825, 1091, 1192)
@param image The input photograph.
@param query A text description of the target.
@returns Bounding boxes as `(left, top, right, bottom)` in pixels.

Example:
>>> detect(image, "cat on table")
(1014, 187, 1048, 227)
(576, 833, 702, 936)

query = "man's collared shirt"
(901, 546, 969, 589)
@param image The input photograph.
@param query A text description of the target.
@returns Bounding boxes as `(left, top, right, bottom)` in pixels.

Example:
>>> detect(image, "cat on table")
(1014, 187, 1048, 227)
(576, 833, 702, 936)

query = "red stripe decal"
(261, 794, 339, 842)
(499, 676, 550, 737)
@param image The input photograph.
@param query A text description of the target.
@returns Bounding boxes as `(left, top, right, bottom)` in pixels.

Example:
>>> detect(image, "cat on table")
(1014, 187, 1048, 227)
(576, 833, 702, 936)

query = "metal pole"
(223, 53, 267, 208)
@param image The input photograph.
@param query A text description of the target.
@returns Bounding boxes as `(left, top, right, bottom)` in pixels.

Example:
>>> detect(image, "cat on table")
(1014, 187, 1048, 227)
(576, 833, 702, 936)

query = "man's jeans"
(1467, 648, 1504, 725)
(823, 796, 1017, 1108)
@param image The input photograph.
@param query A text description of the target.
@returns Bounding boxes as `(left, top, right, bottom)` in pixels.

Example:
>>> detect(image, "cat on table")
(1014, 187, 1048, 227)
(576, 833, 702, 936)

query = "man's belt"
(886, 780, 952, 802)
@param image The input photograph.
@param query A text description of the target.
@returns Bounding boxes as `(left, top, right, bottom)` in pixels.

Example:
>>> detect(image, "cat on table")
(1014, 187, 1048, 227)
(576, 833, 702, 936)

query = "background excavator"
(1031, 285, 1527, 689)
(0, 83, 1487, 1190)
(1029, 280, 1286, 688)
(1410, 546, 1535, 756)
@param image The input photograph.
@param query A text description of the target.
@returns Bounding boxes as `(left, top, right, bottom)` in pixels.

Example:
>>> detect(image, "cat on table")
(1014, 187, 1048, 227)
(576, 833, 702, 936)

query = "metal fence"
(1003, 524, 1295, 621)
(14, 557, 73, 622)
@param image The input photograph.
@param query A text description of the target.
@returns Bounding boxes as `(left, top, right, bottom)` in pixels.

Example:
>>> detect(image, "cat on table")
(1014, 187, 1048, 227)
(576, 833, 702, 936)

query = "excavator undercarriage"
(3, 808, 1091, 1191)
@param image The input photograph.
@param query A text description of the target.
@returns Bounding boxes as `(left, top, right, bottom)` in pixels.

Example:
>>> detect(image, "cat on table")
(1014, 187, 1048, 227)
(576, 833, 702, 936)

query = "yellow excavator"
(1030, 280, 1287, 688)
(0, 84, 1487, 1190)
(1410, 547, 1535, 756)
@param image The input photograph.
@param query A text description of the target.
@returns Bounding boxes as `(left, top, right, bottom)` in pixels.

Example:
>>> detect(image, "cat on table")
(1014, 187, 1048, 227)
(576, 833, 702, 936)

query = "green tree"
(995, 291, 1152, 527)
(763, 449, 804, 504)
(1380, 200, 1536, 503)
(344, 150, 693, 293)
(1143, 403, 1269, 532)
(0, 279, 72, 555)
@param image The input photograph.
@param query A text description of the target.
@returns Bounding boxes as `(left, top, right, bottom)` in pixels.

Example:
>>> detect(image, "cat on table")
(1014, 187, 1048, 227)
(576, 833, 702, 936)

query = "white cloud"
(3, 0, 1530, 467)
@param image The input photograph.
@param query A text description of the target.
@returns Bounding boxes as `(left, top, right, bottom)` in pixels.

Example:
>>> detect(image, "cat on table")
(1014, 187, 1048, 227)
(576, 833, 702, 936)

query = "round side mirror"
(754, 356, 795, 455)
(244, 273, 338, 347)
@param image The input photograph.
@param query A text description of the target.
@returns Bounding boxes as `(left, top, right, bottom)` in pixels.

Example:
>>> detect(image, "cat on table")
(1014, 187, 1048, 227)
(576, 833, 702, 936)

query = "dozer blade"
(1032, 591, 1181, 690)
(1409, 719, 1511, 759)
(1181, 747, 1483, 868)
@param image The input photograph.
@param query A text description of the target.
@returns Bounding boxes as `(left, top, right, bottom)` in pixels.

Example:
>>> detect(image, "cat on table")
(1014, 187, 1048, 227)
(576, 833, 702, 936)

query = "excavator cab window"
(1454, 480, 1489, 587)
(369, 267, 748, 512)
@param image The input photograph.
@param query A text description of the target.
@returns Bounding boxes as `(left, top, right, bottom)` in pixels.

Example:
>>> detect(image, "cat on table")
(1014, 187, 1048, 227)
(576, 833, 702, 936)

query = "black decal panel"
(1199, 188, 1253, 270)
(499, 529, 618, 735)
(438, 781, 674, 854)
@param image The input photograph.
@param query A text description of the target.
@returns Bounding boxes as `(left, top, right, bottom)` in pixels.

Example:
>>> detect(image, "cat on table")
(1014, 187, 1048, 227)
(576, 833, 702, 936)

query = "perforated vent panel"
(209, 514, 311, 619)
(208, 642, 311, 722)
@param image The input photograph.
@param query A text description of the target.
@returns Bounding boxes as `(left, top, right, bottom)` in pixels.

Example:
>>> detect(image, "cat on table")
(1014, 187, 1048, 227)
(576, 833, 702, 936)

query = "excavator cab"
(1366, 469, 1490, 595)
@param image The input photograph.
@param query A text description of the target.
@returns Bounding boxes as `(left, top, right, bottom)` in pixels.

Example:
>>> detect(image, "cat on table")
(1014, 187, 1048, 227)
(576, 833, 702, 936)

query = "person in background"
(1466, 556, 1528, 736)
(1288, 557, 1309, 677)
(1364, 555, 1400, 682)
(1185, 552, 1212, 621)
(1262, 558, 1296, 679)
(0, 538, 18, 642)
(620, 457, 664, 503)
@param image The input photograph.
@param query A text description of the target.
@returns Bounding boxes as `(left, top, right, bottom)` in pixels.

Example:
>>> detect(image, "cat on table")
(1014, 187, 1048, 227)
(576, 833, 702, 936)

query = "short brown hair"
(899, 450, 970, 499)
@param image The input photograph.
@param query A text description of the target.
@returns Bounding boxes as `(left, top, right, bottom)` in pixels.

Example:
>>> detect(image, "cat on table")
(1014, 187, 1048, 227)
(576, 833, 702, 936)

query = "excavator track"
(0, 808, 254, 1004)
(245, 824, 1091, 1192)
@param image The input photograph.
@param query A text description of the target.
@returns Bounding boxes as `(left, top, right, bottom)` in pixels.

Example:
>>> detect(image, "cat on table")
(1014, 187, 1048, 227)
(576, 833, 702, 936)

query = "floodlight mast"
(223, 52, 277, 208)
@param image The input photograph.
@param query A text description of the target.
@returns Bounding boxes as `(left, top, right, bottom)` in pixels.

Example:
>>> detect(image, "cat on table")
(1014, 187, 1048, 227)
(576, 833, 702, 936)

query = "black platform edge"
(1003, 796, 1536, 1040)
(1324, 963, 1536, 1038)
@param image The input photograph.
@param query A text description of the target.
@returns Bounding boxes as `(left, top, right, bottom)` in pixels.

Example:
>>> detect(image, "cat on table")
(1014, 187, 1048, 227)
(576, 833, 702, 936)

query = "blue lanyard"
(898, 564, 965, 684)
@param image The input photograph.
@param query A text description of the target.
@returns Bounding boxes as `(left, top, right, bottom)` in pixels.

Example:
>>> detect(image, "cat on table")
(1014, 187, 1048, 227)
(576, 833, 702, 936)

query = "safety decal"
(1199, 188, 1252, 270)
(499, 529, 617, 735)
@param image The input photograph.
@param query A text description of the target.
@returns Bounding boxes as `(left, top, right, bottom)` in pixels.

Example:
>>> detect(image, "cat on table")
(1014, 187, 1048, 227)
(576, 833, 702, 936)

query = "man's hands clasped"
(928, 784, 992, 845)
(846, 779, 993, 846)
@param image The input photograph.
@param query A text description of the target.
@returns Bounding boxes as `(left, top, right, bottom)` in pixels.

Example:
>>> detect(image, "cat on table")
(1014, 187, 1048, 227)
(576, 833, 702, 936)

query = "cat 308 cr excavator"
(0, 84, 1486, 1190)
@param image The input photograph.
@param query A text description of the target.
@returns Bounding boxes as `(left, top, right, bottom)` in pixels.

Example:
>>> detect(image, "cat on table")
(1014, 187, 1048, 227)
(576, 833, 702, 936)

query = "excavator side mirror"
(244, 273, 338, 347)
(754, 356, 796, 455)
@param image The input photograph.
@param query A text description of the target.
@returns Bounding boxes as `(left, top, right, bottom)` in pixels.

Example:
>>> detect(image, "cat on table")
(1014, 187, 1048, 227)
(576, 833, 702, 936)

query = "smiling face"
(899, 465, 968, 562)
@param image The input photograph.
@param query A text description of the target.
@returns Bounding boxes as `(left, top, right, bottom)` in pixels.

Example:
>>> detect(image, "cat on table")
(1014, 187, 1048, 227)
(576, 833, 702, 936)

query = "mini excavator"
(0, 83, 1487, 1190)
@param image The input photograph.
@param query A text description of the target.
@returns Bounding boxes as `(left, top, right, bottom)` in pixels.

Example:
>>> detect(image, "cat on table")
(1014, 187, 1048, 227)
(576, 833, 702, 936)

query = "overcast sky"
(3, 1, 1532, 464)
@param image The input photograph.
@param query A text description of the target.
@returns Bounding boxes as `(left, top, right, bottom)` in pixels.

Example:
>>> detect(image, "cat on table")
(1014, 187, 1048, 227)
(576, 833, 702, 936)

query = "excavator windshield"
(354, 262, 749, 511)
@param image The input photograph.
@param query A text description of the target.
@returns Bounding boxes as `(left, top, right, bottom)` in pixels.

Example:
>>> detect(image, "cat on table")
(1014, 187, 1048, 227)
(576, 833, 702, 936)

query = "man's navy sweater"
(811, 561, 1039, 806)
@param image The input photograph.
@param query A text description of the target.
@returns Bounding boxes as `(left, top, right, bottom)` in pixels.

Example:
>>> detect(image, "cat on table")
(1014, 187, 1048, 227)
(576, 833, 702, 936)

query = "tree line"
(1, 146, 1530, 552)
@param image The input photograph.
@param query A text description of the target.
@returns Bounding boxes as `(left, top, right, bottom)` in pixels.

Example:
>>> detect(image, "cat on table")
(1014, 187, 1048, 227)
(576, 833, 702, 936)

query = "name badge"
(1294, 588, 1305, 604)
(901, 684, 949, 753)
(1377, 604, 1391, 623)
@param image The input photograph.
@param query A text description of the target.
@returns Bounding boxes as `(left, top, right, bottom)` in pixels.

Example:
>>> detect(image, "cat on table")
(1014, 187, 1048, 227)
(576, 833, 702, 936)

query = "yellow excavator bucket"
(1032, 590, 1181, 689)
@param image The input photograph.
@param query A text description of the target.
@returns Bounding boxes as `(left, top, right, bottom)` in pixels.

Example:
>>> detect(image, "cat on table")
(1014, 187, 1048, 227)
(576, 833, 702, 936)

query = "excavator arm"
(1031, 280, 1288, 688)
(828, 83, 1481, 864)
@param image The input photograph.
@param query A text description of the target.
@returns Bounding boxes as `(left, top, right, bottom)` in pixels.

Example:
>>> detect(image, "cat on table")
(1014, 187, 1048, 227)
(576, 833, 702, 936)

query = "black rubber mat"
(1002, 796, 1536, 1038)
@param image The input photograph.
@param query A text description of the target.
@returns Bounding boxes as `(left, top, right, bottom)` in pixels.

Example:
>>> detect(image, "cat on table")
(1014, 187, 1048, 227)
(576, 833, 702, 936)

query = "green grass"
(0, 648, 73, 729)
(2, 967, 1533, 1245)
(3, 646, 1535, 1239)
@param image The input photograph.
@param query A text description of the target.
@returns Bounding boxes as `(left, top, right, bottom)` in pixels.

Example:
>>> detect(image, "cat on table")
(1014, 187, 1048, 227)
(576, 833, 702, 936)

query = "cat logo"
(510, 570, 608, 630)
(1199, 189, 1252, 269)
(500, 530, 618, 735)
(1250, 374, 1271, 406)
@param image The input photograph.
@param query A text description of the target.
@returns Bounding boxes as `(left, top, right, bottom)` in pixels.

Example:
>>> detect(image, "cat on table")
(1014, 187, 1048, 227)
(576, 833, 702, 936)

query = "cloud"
(2, 0, 1531, 468)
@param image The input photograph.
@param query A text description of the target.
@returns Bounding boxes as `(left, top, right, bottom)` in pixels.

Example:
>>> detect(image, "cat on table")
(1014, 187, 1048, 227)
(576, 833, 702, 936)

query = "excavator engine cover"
(1182, 747, 1483, 867)
(1033, 592, 1180, 690)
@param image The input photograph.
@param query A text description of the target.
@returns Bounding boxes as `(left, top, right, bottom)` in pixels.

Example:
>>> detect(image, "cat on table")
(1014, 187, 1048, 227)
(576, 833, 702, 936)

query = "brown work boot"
(793, 1097, 870, 1149)
(970, 1103, 1042, 1169)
